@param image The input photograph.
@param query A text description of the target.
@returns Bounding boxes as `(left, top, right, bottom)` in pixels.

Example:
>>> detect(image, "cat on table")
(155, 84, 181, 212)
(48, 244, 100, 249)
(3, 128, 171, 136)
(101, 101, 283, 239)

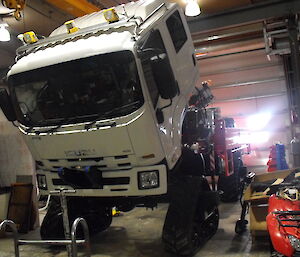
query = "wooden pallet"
(7, 183, 33, 233)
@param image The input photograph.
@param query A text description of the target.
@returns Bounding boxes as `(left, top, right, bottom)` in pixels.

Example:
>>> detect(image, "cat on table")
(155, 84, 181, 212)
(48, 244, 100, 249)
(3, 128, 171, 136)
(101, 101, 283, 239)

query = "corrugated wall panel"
(211, 80, 286, 101)
(209, 92, 288, 114)
(201, 66, 284, 86)
(199, 49, 291, 169)
(200, 50, 282, 74)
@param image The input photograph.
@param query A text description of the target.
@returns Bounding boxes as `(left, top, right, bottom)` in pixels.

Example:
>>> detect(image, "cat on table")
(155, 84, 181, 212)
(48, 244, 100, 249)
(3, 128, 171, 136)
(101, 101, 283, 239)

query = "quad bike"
(243, 170, 300, 257)
(267, 179, 300, 257)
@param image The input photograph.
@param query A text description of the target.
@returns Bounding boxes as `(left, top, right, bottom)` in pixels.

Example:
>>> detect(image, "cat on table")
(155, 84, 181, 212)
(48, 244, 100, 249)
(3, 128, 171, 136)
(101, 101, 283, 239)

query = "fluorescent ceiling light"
(185, 0, 201, 17)
(0, 24, 10, 42)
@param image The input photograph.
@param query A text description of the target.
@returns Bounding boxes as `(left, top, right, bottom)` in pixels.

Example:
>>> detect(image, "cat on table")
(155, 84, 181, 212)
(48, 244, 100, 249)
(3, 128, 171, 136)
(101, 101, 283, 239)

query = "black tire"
(162, 176, 219, 256)
(40, 197, 112, 240)
(40, 197, 66, 240)
(218, 152, 244, 202)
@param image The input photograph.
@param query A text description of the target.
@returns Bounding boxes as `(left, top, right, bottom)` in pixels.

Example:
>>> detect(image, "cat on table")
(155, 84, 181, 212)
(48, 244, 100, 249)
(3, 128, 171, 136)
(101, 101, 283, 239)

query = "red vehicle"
(182, 83, 250, 202)
(266, 177, 300, 257)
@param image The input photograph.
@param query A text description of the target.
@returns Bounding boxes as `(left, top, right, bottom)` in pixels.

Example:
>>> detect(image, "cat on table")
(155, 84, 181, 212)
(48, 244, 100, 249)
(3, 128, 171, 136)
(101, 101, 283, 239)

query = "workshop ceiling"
(172, 0, 269, 14)
(0, 0, 296, 77)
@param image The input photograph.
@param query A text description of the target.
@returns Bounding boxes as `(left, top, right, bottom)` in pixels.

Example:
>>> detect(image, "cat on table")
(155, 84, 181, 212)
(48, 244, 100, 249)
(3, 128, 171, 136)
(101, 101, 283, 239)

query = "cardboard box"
(244, 169, 298, 236)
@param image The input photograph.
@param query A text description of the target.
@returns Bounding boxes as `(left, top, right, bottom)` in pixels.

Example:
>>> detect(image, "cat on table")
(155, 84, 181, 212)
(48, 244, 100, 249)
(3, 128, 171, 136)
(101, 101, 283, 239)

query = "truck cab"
(2, 0, 198, 197)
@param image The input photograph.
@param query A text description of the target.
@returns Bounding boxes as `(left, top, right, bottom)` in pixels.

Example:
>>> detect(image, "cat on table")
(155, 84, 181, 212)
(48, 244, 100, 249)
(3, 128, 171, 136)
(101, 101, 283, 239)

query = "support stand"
(0, 189, 91, 257)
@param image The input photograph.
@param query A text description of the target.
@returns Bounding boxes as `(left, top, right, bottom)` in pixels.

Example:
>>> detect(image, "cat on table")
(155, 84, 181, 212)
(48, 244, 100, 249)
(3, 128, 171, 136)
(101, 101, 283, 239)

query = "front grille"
(115, 155, 128, 159)
(102, 177, 130, 185)
(52, 176, 130, 187)
(67, 157, 104, 162)
(45, 154, 134, 171)
(52, 178, 66, 186)
(118, 163, 131, 167)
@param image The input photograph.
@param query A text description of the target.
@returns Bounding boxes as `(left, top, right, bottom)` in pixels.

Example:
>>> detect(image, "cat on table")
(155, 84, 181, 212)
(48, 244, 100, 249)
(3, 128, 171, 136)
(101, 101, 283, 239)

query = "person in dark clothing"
(180, 143, 205, 176)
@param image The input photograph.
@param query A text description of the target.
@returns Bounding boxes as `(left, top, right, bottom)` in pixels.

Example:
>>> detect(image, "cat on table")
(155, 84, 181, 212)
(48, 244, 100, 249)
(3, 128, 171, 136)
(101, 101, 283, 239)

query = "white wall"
(0, 110, 35, 188)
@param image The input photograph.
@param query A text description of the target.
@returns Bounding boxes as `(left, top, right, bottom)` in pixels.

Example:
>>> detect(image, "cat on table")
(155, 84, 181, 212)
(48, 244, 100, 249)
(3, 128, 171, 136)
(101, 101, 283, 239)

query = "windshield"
(9, 51, 144, 127)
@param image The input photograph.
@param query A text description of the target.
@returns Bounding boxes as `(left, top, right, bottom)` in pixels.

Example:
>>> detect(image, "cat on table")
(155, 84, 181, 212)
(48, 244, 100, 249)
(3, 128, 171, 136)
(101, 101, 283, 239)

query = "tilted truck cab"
(0, 0, 220, 255)
(7, 0, 198, 197)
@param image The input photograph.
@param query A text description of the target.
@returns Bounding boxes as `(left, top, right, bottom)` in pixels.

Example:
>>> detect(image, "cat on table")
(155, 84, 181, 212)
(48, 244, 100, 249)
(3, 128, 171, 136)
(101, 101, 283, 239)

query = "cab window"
(166, 11, 187, 53)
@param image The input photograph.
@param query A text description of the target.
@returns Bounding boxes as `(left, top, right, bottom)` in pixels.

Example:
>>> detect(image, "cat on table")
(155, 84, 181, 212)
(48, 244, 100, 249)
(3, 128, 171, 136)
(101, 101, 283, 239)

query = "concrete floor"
(0, 202, 270, 257)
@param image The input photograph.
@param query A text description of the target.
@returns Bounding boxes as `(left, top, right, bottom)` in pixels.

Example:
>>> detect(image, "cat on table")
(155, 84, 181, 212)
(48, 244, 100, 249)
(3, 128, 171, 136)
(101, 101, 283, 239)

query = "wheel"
(40, 197, 112, 240)
(218, 152, 245, 202)
(235, 219, 248, 234)
(40, 197, 66, 239)
(162, 176, 219, 256)
(80, 207, 112, 235)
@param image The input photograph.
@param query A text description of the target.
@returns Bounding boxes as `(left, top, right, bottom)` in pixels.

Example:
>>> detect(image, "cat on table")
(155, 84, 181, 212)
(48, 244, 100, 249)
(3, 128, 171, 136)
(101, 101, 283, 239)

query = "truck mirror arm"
(155, 99, 172, 124)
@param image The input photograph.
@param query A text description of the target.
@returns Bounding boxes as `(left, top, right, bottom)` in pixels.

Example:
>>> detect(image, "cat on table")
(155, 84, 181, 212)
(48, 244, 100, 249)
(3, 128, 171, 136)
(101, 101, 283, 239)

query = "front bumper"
(37, 164, 167, 197)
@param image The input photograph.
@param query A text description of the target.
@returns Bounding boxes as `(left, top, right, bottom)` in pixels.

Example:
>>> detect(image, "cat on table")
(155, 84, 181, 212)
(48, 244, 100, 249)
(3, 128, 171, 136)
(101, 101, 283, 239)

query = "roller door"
(198, 48, 291, 170)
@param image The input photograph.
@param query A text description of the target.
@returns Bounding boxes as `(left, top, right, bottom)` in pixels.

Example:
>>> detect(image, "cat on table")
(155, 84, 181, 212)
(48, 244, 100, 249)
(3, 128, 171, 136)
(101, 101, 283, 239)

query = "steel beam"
(188, 0, 300, 34)
(287, 16, 300, 167)
(46, 0, 100, 17)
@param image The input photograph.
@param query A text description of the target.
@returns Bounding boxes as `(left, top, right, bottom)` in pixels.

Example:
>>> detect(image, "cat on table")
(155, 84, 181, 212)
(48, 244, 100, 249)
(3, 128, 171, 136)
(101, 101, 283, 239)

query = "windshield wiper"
(84, 109, 119, 131)
(43, 116, 81, 134)
(24, 116, 42, 134)
(23, 117, 66, 134)
(84, 101, 141, 130)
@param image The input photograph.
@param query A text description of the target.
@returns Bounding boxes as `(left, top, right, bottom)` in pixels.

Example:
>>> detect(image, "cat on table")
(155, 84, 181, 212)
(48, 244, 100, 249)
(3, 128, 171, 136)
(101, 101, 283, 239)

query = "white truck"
(0, 0, 219, 255)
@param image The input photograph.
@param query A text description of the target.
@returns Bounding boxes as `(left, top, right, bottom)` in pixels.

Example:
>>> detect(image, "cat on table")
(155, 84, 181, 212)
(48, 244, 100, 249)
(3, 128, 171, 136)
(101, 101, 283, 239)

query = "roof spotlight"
(185, 0, 201, 17)
(0, 24, 10, 42)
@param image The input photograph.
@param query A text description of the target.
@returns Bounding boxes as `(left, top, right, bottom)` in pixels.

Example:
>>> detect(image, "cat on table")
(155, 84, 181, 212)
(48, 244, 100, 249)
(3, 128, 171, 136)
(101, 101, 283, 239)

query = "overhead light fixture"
(0, 24, 10, 42)
(185, 0, 201, 17)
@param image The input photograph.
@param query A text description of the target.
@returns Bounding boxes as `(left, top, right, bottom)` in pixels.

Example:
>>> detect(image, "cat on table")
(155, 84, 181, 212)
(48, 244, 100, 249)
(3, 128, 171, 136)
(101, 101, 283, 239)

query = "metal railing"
(0, 218, 91, 257)
(0, 188, 91, 257)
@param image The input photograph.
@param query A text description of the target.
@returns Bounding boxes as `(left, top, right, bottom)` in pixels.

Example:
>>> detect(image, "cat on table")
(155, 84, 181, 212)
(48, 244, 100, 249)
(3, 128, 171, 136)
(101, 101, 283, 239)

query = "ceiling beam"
(188, 0, 300, 34)
(46, 0, 100, 17)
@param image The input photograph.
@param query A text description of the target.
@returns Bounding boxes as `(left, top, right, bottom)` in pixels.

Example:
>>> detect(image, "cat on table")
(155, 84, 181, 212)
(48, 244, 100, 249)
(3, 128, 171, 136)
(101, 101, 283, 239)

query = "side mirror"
(0, 88, 17, 122)
(151, 54, 178, 99)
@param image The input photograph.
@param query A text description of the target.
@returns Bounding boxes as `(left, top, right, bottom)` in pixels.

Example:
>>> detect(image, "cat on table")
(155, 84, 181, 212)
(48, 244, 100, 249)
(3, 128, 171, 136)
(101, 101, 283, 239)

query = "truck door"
(138, 29, 180, 169)
(161, 9, 200, 159)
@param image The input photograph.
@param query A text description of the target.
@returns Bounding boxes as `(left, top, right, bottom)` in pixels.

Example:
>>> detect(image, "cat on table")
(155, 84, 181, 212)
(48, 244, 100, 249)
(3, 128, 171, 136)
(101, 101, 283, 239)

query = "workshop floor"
(0, 202, 270, 257)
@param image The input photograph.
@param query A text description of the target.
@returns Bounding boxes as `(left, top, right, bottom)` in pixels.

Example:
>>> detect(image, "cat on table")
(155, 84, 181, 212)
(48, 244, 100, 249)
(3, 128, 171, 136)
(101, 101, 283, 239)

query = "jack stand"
(0, 189, 91, 257)
(50, 189, 75, 256)
(235, 172, 255, 234)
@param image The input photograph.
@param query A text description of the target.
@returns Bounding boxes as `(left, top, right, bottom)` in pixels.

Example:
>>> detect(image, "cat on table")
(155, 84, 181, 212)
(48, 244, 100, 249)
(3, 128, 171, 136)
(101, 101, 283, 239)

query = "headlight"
(288, 235, 300, 251)
(37, 174, 47, 190)
(138, 171, 159, 190)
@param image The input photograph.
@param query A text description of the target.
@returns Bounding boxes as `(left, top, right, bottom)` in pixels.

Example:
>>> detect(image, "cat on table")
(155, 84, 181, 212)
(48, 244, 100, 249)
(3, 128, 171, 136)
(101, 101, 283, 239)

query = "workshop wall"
(0, 99, 34, 187)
